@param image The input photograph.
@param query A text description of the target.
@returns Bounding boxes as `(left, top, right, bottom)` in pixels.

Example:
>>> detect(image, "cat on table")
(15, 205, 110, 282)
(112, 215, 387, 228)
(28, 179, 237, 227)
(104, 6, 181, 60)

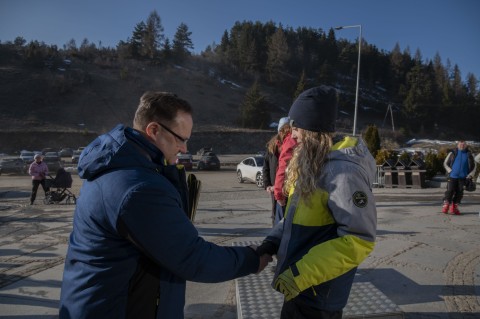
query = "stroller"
(43, 168, 77, 205)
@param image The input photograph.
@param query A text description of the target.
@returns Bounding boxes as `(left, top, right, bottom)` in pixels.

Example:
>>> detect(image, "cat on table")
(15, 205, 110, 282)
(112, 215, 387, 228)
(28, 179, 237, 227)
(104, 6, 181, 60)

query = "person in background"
(475, 153, 480, 185)
(273, 117, 297, 225)
(28, 154, 49, 205)
(59, 91, 271, 319)
(256, 86, 377, 319)
(263, 116, 290, 226)
(441, 140, 476, 215)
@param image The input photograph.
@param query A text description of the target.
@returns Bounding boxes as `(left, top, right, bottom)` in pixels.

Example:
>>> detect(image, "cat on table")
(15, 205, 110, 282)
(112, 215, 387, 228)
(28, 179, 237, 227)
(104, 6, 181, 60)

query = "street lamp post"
(334, 24, 362, 136)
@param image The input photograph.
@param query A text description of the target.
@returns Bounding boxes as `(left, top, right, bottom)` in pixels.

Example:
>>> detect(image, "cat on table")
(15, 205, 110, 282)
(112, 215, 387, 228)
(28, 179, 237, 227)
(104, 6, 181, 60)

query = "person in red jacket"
(263, 117, 290, 226)
(273, 119, 297, 225)
(28, 154, 49, 205)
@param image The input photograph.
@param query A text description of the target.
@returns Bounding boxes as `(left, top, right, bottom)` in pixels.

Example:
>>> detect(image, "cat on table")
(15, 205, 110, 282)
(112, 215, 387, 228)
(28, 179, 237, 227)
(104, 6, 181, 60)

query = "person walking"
(441, 140, 476, 215)
(263, 116, 290, 226)
(28, 154, 49, 205)
(59, 91, 271, 319)
(256, 86, 377, 319)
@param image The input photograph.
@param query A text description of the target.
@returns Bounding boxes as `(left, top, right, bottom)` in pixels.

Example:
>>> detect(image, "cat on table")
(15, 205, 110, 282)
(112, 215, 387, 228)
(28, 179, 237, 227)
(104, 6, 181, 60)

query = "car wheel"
(237, 170, 244, 183)
(66, 196, 77, 205)
(197, 162, 204, 170)
(256, 173, 264, 188)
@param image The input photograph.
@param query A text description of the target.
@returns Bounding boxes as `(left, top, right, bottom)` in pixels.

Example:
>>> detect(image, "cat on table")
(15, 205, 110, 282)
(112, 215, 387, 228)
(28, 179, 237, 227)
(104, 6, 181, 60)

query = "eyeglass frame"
(155, 122, 189, 144)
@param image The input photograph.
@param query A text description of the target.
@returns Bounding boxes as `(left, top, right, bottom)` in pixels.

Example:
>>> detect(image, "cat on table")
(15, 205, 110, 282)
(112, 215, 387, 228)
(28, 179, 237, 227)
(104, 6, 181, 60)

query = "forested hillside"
(1, 10, 478, 150)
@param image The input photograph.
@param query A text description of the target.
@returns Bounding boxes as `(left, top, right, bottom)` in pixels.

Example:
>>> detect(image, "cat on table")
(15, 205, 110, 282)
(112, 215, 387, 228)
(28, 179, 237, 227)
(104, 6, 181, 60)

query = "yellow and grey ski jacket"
(265, 136, 377, 311)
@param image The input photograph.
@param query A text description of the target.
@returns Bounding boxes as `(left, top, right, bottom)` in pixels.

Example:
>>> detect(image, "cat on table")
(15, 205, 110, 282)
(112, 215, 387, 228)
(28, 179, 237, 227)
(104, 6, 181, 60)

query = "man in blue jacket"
(59, 91, 271, 318)
(442, 140, 476, 214)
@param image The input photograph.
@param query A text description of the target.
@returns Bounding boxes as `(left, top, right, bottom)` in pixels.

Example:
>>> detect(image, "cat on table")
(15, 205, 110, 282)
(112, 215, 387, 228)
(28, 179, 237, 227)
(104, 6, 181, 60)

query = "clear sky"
(1, 0, 479, 81)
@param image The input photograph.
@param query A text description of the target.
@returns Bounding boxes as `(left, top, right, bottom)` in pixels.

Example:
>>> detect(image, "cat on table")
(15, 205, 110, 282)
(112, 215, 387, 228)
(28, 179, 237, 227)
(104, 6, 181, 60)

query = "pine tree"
(130, 21, 146, 58)
(293, 70, 306, 101)
(172, 23, 193, 62)
(143, 10, 164, 59)
(266, 27, 290, 82)
(363, 125, 381, 157)
(239, 81, 270, 129)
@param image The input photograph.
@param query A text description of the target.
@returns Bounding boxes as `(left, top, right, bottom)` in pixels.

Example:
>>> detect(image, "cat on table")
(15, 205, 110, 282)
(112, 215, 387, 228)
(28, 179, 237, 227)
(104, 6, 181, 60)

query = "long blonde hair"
(284, 130, 333, 202)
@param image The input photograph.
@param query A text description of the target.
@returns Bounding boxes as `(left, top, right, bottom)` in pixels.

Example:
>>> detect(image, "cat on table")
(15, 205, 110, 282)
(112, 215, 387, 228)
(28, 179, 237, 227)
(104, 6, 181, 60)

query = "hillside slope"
(0, 58, 296, 152)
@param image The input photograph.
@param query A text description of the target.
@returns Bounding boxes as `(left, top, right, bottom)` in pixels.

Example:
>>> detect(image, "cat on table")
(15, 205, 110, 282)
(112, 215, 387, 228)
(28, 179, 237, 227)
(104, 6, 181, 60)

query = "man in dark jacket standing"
(59, 91, 271, 318)
(442, 140, 476, 214)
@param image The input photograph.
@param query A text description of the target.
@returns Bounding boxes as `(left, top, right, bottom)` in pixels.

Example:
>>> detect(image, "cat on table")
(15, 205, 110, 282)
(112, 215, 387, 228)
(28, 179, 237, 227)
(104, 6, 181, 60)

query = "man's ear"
(145, 122, 158, 139)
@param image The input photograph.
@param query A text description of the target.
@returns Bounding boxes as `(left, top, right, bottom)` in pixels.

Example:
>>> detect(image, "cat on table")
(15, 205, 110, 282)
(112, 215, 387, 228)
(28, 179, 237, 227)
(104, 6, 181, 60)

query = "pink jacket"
(29, 161, 49, 180)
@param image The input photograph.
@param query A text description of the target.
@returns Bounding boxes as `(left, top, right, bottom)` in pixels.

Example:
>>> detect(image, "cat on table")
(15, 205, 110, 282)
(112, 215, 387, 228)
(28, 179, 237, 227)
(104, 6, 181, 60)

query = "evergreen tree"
(266, 27, 290, 82)
(143, 10, 164, 59)
(64, 38, 78, 56)
(130, 21, 146, 58)
(239, 81, 270, 129)
(162, 38, 172, 60)
(293, 70, 306, 101)
(466, 73, 478, 98)
(363, 125, 381, 157)
(402, 63, 434, 131)
(13, 36, 26, 47)
(172, 23, 193, 62)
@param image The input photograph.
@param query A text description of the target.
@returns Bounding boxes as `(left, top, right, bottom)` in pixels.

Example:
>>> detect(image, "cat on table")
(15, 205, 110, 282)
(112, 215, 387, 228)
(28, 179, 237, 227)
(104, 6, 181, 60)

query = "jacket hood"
(78, 124, 164, 180)
(328, 136, 376, 184)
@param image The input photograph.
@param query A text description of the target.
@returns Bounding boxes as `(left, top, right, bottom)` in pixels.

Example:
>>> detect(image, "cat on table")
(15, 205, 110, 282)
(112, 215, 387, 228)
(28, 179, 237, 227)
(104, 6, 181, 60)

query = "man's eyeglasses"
(156, 122, 189, 144)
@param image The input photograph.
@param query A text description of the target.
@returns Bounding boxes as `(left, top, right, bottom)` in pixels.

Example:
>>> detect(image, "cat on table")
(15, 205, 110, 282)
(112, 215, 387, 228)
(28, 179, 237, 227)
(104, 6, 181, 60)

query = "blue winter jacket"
(59, 124, 259, 319)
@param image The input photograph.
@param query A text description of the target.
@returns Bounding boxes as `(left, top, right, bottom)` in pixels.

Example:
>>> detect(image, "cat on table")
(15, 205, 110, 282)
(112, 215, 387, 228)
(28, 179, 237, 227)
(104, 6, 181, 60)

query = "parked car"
(59, 148, 74, 157)
(197, 147, 213, 156)
(43, 152, 62, 172)
(197, 152, 220, 170)
(0, 157, 26, 175)
(41, 147, 57, 155)
(20, 150, 35, 163)
(236, 156, 264, 188)
(71, 150, 82, 164)
(176, 152, 193, 171)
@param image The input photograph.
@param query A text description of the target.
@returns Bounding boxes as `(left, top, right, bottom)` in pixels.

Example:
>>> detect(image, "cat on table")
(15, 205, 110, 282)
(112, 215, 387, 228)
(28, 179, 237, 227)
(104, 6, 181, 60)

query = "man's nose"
(178, 144, 188, 153)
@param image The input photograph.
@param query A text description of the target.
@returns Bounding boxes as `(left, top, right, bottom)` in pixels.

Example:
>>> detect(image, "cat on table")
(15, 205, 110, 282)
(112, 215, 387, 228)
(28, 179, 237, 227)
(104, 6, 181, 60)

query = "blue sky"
(1, 0, 479, 81)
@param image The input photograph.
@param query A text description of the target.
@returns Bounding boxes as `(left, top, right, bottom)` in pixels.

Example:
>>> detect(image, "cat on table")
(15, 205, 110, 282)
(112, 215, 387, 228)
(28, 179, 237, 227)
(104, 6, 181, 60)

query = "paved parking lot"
(0, 168, 479, 318)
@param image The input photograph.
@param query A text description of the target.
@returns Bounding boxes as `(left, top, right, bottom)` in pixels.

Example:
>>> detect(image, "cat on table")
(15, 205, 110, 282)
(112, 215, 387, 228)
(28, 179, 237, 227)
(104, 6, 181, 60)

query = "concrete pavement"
(0, 174, 479, 318)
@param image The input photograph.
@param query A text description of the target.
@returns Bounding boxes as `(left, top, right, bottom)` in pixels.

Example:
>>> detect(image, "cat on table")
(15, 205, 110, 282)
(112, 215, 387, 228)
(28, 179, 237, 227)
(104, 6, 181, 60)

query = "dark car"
(20, 150, 35, 163)
(0, 157, 26, 175)
(197, 147, 213, 156)
(197, 152, 220, 170)
(43, 152, 62, 172)
(59, 148, 74, 157)
(176, 152, 193, 171)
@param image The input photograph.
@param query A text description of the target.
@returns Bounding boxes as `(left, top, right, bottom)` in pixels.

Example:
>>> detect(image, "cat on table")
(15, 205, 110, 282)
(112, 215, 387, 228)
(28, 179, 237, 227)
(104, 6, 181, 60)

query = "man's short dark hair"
(133, 91, 193, 130)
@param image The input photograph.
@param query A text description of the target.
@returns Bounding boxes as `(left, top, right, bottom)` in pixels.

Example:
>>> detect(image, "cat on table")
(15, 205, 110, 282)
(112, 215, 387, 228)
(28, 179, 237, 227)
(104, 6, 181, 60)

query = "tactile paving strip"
(235, 241, 403, 319)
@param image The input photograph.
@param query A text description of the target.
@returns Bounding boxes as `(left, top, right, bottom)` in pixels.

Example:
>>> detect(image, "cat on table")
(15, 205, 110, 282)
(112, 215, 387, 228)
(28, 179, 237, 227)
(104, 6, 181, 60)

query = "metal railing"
(373, 165, 384, 188)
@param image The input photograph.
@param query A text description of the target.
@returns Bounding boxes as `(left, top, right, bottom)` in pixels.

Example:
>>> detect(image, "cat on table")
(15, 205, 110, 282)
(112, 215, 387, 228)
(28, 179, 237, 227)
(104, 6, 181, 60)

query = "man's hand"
(256, 254, 273, 273)
(266, 186, 274, 194)
(256, 240, 278, 256)
(274, 268, 301, 301)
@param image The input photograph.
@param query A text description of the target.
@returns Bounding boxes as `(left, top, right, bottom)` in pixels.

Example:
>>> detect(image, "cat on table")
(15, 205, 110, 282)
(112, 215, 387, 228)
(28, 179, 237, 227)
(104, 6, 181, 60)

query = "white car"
(236, 156, 264, 188)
